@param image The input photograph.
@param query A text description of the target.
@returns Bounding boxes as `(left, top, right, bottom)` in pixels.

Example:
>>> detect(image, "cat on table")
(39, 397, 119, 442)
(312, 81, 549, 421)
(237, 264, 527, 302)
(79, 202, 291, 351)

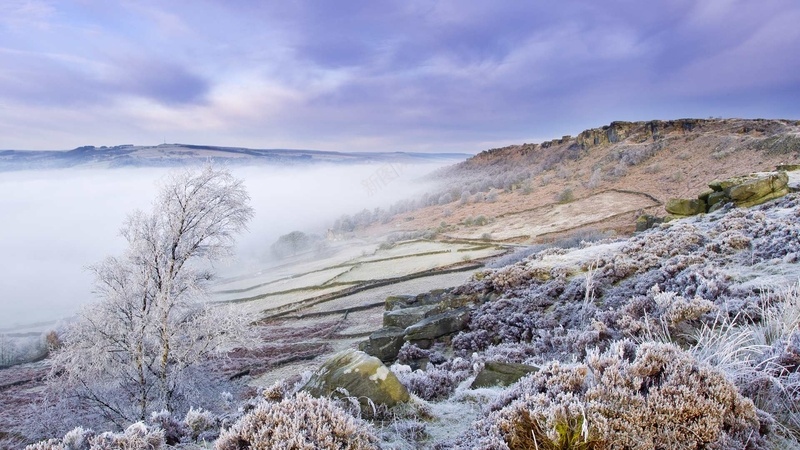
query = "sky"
(1, 0, 799, 153)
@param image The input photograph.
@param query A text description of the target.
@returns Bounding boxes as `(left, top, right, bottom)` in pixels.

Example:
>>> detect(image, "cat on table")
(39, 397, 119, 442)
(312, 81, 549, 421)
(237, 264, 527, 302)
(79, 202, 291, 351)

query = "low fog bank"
(0, 162, 451, 330)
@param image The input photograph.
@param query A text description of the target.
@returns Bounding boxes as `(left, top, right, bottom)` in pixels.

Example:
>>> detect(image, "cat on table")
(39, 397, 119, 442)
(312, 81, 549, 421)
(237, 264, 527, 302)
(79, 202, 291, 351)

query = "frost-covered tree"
(0, 333, 19, 367)
(50, 165, 255, 426)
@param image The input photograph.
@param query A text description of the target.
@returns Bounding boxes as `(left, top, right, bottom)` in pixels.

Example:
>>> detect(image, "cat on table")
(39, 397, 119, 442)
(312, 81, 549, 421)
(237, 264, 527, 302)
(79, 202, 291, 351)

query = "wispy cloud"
(0, 0, 798, 151)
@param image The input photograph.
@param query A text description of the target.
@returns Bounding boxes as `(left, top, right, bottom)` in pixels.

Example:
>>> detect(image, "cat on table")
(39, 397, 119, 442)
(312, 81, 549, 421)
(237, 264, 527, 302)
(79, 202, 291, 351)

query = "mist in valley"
(0, 162, 451, 331)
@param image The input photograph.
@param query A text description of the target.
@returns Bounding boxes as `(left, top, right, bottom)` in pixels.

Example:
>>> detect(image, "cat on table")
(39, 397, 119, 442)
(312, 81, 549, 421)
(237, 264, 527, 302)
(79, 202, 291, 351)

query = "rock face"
(471, 362, 539, 388)
(576, 119, 705, 149)
(302, 349, 410, 409)
(665, 168, 794, 217)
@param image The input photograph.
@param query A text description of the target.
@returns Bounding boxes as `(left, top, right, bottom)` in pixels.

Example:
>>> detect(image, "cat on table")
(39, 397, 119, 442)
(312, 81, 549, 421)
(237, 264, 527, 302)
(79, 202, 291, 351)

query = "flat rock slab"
(404, 307, 471, 342)
(383, 304, 438, 329)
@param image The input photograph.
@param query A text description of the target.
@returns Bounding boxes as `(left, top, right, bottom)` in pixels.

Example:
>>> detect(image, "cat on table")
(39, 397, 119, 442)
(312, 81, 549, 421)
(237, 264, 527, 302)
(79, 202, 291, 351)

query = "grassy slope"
(367, 118, 800, 240)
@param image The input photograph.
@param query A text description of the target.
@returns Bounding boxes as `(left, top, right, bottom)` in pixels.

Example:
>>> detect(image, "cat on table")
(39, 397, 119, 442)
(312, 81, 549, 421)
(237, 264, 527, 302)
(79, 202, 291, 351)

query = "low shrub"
(557, 188, 575, 204)
(215, 392, 378, 450)
(26, 423, 165, 450)
(462, 341, 762, 449)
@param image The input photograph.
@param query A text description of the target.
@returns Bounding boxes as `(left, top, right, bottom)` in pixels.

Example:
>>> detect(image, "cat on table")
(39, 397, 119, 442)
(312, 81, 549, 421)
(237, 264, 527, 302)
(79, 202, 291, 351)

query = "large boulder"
(471, 362, 539, 388)
(725, 172, 788, 206)
(707, 171, 791, 210)
(736, 187, 791, 208)
(665, 198, 706, 216)
(668, 170, 791, 217)
(302, 349, 410, 409)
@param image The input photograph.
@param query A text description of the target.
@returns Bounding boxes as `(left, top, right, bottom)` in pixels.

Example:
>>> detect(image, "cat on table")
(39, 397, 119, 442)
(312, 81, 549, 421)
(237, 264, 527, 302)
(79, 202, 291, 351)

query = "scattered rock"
(385, 290, 445, 311)
(471, 362, 539, 388)
(707, 191, 727, 209)
(697, 190, 715, 203)
(709, 178, 742, 192)
(635, 214, 664, 232)
(302, 349, 410, 409)
(385, 295, 416, 311)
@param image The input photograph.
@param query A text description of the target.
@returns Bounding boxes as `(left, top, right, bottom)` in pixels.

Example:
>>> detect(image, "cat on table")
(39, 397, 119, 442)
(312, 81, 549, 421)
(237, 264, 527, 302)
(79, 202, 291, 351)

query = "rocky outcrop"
(720, 172, 790, 208)
(302, 349, 410, 410)
(360, 289, 490, 363)
(665, 168, 794, 217)
(383, 304, 438, 329)
(403, 307, 471, 342)
(576, 119, 706, 149)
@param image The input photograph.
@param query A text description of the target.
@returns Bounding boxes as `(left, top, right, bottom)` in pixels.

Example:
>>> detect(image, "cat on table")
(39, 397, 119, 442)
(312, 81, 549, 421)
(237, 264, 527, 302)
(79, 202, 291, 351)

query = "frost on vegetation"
(26, 423, 165, 450)
(457, 342, 763, 450)
(391, 357, 473, 401)
(215, 392, 378, 450)
(452, 195, 800, 361)
(183, 407, 219, 442)
(43, 166, 256, 431)
(397, 195, 800, 448)
(598, 286, 717, 346)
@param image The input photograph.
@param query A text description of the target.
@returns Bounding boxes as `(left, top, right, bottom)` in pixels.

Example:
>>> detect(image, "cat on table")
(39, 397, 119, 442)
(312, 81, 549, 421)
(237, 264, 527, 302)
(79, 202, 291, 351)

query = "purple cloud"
(0, 0, 798, 151)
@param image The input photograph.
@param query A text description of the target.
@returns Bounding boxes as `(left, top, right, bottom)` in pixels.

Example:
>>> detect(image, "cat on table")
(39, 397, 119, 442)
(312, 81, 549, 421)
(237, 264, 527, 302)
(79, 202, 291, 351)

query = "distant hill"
(366, 118, 800, 238)
(0, 143, 471, 171)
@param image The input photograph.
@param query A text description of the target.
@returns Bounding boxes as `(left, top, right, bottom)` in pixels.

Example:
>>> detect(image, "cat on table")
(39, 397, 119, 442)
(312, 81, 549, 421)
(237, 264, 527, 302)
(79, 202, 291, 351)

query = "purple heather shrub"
(396, 342, 448, 366)
(148, 410, 187, 445)
(454, 341, 764, 450)
(24, 427, 95, 450)
(392, 357, 473, 401)
(215, 392, 378, 450)
(453, 194, 800, 363)
(25, 423, 166, 450)
(183, 407, 219, 442)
